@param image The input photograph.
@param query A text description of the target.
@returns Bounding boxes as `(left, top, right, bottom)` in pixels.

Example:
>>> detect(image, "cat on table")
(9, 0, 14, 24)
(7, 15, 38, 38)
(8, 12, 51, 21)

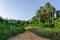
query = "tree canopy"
(32, 2, 56, 23)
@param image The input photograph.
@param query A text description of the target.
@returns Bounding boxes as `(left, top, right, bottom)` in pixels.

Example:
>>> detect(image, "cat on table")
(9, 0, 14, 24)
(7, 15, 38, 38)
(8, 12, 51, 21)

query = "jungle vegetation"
(0, 2, 60, 40)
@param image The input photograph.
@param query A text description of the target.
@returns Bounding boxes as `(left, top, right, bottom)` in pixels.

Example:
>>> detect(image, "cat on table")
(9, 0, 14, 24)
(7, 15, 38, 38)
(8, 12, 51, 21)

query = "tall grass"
(29, 27, 60, 40)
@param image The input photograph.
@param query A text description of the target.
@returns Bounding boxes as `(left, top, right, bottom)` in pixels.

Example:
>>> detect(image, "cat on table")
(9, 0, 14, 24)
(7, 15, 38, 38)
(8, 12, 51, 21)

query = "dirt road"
(8, 31, 50, 40)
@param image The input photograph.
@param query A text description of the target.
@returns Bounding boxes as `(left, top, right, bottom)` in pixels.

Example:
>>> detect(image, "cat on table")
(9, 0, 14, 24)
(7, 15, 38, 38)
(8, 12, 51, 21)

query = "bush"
(0, 21, 25, 40)
(29, 27, 60, 40)
(54, 18, 60, 28)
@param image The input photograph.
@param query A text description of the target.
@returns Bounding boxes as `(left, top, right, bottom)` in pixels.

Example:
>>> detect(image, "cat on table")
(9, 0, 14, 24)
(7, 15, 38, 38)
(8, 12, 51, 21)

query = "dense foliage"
(0, 17, 25, 40)
(0, 2, 60, 40)
(31, 2, 60, 28)
(29, 2, 60, 40)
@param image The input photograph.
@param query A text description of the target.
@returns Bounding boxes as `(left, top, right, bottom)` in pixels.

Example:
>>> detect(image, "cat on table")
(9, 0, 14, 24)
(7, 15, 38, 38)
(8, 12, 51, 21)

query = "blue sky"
(0, 0, 60, 20)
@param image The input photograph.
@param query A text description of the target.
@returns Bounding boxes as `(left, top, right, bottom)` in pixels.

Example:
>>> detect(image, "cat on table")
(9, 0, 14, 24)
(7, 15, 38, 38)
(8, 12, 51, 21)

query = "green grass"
(25, 25, 41, 29)
(27, 25, 60, 40)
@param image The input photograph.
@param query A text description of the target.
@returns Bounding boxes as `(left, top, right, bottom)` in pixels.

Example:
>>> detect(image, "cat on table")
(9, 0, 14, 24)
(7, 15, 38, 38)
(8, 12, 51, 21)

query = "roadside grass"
(26, 25, 60, 40)
(25, 26, 40, 29)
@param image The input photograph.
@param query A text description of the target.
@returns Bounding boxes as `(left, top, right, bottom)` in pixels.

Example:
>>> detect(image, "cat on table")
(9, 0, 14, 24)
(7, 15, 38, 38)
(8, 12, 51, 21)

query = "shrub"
(0, 21, 25, 40)
(29, 27, 60, 40)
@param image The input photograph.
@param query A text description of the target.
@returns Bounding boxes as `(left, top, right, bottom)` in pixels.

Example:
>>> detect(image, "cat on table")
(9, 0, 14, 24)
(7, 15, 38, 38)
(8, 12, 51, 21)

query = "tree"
(56, 10, 60, 18)
(31, 16, 38, 24)
(0, 16, 4, 23)
(36, 2, 55, 23)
